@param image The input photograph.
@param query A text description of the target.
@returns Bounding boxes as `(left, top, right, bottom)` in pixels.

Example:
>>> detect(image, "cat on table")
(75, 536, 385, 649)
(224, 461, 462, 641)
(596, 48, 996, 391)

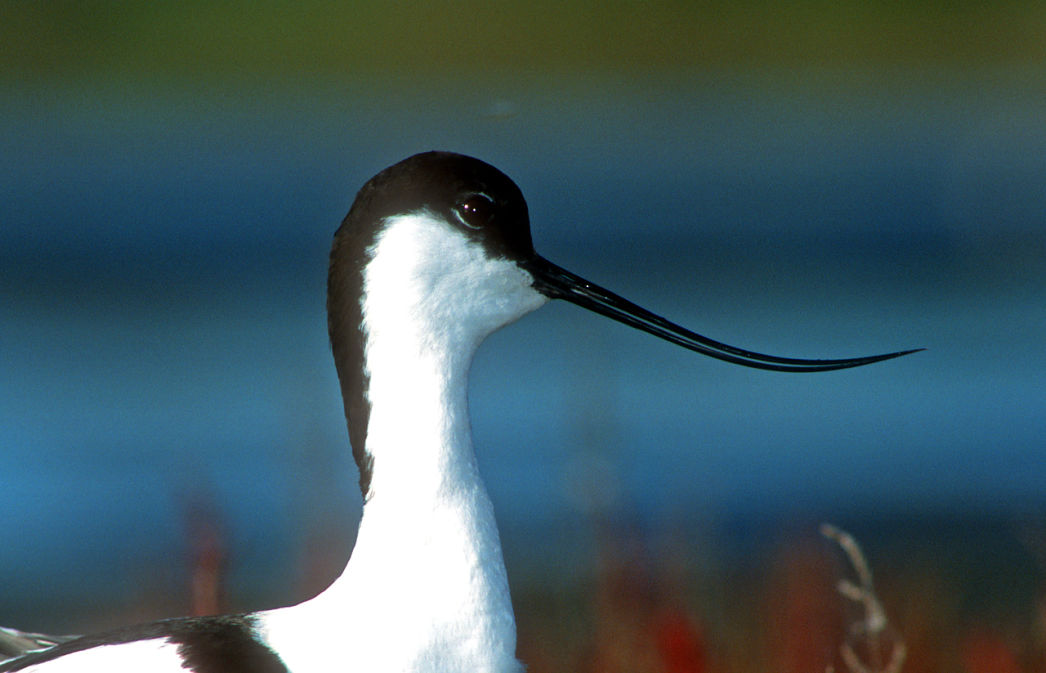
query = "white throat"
(259, 214, 547, 673)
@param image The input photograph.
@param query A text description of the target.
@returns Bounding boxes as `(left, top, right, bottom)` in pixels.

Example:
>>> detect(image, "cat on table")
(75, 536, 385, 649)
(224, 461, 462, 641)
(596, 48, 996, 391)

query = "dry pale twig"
(821, 523, 906, 673)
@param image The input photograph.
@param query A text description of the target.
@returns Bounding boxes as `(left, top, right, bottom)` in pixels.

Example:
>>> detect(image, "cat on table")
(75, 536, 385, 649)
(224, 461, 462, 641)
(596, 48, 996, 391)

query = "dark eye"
(455, 193, 496, 229)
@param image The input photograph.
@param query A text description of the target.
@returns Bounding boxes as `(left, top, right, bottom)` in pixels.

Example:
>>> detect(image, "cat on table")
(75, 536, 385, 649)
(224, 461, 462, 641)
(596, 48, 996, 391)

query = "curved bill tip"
(523, 255, 923, 373)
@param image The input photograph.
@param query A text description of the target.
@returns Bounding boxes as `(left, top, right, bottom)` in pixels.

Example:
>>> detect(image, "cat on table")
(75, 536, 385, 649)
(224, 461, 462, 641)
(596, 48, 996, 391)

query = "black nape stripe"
(0, 615, 287, 673)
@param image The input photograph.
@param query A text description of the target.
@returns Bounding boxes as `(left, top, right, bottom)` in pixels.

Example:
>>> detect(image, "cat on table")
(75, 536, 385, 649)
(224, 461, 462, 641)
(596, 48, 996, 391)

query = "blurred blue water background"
(2, 65, 1044, 632)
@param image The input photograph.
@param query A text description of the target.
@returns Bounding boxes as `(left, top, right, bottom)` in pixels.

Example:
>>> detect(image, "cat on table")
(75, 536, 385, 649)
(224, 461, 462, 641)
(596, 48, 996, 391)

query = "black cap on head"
(339, 151, 537, 264)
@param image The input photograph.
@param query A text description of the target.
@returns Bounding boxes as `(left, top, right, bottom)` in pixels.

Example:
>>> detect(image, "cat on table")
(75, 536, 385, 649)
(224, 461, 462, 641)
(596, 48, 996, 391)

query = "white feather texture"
(16, 641, 184, 673)
(259, 212, 547, 673)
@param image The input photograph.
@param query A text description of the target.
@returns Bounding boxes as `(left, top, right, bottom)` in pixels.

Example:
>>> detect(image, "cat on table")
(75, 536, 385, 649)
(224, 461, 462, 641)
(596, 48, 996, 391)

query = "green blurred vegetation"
(2, 1, 1044, 81)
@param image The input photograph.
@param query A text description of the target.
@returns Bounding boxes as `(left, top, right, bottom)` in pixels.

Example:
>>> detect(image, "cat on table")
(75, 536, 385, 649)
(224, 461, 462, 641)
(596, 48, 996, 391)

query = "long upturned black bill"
(523, 256, 921, 372)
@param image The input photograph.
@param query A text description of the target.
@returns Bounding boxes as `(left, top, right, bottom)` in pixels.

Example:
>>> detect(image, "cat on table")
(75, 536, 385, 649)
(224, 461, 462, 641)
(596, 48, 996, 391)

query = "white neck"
(259, 214, 545, 673)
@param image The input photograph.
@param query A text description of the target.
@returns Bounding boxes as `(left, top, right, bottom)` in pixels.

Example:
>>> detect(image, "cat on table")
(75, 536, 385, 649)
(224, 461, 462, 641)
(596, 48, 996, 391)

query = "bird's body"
(1, 152, 916, 673)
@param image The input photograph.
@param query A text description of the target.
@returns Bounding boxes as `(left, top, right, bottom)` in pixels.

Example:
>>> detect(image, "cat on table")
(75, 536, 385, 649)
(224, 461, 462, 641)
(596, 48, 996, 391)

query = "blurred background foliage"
(2, 1, 1045, 78)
